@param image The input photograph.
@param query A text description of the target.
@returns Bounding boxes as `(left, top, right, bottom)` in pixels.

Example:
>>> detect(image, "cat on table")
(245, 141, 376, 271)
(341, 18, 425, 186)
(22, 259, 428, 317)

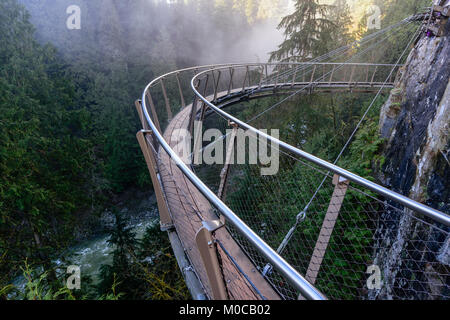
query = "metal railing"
(190, 65, 449, 226)
(138, 61, 449, 300)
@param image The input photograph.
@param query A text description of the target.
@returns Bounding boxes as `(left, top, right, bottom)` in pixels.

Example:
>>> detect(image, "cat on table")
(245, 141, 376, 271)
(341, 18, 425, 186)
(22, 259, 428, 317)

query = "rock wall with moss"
(371, 19, 449, 299)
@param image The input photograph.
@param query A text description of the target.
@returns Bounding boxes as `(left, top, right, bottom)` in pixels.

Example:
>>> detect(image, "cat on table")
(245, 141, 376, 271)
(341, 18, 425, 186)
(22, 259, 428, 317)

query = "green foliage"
(225, 90, 389, 299)
(270, 0, 355, 62)
(97, 215, 189, 300)
(0, 0, 94, 287)
(2, 0, 281, 300)
(270, 0, 335, 62)
(97, 211, 138, 297)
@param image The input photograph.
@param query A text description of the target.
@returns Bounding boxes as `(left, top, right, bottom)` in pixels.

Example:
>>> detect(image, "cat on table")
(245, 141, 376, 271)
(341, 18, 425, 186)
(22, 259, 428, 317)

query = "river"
(10, 191, 158, 298)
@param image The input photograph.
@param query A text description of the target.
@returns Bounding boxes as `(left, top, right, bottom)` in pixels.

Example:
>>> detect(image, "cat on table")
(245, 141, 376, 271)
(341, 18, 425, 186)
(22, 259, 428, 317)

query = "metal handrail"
(141, 63, 329, 300)
(190, 65, 450, 227)
(141, 62, 450, 301)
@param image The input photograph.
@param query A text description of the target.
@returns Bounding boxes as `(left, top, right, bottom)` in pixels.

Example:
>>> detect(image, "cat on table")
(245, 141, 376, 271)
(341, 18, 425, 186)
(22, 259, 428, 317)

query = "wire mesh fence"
(208, 140, 450, 300)
(137, 19, 449, 300)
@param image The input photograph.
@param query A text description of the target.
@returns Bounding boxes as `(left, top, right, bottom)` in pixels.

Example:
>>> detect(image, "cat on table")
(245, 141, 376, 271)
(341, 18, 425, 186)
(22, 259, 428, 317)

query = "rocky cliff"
(371, 18, 449, 299)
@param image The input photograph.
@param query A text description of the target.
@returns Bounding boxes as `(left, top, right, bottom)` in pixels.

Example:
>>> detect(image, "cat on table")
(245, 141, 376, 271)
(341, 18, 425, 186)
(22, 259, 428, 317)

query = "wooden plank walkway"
(158, 102, 280, 300)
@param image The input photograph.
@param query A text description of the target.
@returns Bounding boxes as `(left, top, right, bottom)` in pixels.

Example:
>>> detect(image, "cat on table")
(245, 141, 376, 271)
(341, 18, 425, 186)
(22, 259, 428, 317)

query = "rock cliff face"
(371, 20, 449, 299)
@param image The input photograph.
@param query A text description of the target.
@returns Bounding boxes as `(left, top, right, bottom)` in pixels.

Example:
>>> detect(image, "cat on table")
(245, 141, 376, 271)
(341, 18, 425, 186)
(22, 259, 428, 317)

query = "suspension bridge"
(135, 9, 450, 300)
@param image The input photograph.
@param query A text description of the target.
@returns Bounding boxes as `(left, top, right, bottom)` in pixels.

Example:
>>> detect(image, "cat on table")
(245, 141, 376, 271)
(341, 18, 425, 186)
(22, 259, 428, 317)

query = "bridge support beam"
(195, 221, 228, 300)
(304, 175, 350, 286)
(136, 129, 173, 231)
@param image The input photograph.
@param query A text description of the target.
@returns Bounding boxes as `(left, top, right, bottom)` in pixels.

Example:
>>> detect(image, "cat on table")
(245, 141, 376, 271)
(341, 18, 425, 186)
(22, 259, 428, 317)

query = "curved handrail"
(190, 66, 450, 227)
(141, 62, 450, 301)
(142, 63, 328, 300)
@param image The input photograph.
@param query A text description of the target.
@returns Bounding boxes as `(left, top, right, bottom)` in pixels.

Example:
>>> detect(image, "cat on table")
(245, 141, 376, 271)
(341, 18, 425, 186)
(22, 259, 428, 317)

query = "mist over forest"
(19, 0, 291, 65)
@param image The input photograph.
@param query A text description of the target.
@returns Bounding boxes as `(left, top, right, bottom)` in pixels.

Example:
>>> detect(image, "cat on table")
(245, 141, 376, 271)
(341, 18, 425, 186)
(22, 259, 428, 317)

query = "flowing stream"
(10, 192, 158, 297)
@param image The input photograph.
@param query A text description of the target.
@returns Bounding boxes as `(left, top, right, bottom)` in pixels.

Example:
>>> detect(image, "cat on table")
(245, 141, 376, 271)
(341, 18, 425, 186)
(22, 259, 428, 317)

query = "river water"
(10, 193, 158, 297)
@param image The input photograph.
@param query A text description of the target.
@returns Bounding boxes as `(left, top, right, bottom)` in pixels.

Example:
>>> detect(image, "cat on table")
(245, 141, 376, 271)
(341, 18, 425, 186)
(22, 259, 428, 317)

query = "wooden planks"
(158, 100, 280, 300)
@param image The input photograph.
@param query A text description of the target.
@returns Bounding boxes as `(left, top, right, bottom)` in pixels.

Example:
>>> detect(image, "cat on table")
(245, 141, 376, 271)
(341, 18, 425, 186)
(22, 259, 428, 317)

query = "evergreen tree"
(270, 0, 335, 62)
(97, 211, 138, 297)
(0, 0, 93, 287)
(329, 0, 355, 50)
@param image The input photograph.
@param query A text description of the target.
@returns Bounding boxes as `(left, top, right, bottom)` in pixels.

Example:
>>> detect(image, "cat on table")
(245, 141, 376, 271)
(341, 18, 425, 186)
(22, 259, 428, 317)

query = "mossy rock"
(391, 88, 402, 97)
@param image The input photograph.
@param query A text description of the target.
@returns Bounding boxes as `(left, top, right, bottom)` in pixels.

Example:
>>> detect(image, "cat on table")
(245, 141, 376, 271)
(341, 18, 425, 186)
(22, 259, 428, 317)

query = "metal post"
(258, 65, 264, 90)
(304, 175, 350, 285)
(217, 123, 238, 201)
(310, 65, 317, 84)
(136, 130, 173, 230)
(227, 67, 234, 95)
(242, 66, 249, 91)
(145, 91, 162, 133)
(136, 99, 159, 150)
(195, 221, 228, 300)
(370, 66, 378, 86)
(176, 72, 186, 109)
(135, 100, 150, 131)
(349, 65, 356, 86)
(291, 64, 298, 88)
(274, 66, 279, 88)
(189, 79, 201, 136)
(329, 66, 335, 84)
(200, 74, 210, 122)
(160, 78, 173, 121)
(213, 70, 222, 101)
(322, 64, 326, 83)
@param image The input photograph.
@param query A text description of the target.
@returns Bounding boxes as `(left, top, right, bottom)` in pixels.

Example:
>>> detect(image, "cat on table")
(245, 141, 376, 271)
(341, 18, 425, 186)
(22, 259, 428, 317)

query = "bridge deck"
(159, 102, 280, 300)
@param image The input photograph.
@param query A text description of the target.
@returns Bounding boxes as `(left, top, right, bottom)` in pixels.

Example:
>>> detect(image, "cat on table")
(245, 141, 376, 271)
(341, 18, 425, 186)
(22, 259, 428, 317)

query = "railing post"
(274, 68, 279, 88)
(136, 130, 173, 231)
(145, 91, 162, 133)
(227, 67, 234, 95)
(135, 100, 150, 131)
(136, 99, 159, 151)
(304, 175, 350, 285)
(242, 66, 249, 91)
(349, 65, 356, 87)
(176, 72, 186, 109)
(213, 70, 221, 101)
(370, 66, 378, 86)
(258, 65, 264, 90)
(217, 123, 238, 201)
(310, 65, 317, 84)
(291, 64, 298, 88)
(365, 65, 370, 83)
(322, 64, 326, 83)
(329, 65, 336, 84)
(195, 221, 228, 300)
(189, 79, 202, 136)
(160, 78, 173, 121)
(200, 74, 210, 122)
(389, 68, 396, 84)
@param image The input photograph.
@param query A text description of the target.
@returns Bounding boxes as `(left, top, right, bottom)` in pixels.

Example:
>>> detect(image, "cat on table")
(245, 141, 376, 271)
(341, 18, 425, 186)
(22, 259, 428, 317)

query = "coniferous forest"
(0, 0, 438, 301)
